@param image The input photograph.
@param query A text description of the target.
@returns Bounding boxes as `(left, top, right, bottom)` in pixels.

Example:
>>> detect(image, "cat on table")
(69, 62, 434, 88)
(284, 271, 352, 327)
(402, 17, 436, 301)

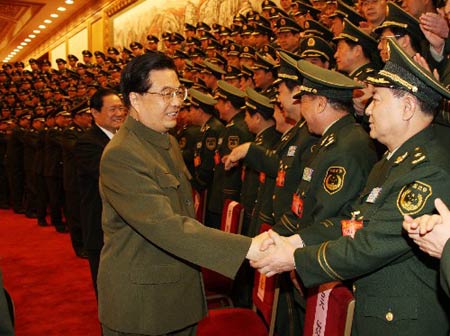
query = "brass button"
(385, 312, 394, 322)
(272, 195, 276, 200)
(352, 284, 356, 293)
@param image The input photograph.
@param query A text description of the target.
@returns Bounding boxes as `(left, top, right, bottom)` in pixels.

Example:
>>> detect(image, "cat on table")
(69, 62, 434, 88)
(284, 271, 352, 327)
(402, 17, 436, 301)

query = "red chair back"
(193, 189, 207, 223)
(220, 199, 244, 234)
(252, 223, 278, 326)
(303, 282, 354, 336)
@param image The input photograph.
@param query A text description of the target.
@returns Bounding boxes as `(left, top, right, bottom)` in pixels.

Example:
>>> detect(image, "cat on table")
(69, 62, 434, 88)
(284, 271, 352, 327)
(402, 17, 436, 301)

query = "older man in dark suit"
(74, 88, 126, 296)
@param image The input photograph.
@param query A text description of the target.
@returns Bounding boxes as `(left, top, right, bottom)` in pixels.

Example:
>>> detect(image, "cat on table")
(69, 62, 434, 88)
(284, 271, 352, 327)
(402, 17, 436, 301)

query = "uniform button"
(385, 312, 394, 322)
(272, 195, 276, 200)
(352, 285, 356, 293)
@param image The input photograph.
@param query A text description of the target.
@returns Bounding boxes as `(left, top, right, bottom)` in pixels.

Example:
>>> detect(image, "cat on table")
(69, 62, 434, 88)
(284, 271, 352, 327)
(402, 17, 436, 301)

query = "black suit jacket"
(74, 124, 110, 250)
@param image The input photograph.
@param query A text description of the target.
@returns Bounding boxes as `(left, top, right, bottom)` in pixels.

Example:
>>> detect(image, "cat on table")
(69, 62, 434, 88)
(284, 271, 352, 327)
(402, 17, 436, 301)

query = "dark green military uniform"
(44, 112, 67, 232)
(33, 123, 49, 225)
(295, 127, 450, 335)
(293, 38, 450, 336)
(23, 124, 39, 217)
(240, 88, 280, 237)
(440, 241, 450, 297)
(176, 124, 201, 177)
(246, 121, 317, 226)
(274, 114, 377, 236)
(187, 89, 224, 193)
(191, 116, 223, 191)
(246, 120, 318, 336)
(62, 115, 87, 256)
(206, 82, 253, 229)
(5, 118, 27, 213)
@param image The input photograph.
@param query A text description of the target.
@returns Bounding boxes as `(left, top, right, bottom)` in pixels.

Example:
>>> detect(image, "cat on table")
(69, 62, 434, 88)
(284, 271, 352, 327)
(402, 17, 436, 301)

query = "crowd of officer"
(1, 0, 450, 334)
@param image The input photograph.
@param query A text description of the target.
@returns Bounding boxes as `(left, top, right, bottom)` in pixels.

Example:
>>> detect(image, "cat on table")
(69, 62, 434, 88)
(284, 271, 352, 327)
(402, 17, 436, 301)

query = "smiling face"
(131, 69, 183, 133)
(278, 81, 301, 121)
(334, 40, 359, 74)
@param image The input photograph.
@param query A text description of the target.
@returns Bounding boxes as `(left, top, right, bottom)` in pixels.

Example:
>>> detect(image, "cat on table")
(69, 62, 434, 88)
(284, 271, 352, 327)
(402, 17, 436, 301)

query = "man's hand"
(353, 83, 373, 116)
(246, 231, 274, 260)
(420, 12, 449, 39)
(403, 198, 450, 259)
(223, 142, 251, 170)
(250, 230, 297, 277)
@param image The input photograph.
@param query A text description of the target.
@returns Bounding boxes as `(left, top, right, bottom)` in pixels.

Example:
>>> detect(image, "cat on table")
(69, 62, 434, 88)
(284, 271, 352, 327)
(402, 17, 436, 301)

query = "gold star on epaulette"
(394, 151, 408, 164)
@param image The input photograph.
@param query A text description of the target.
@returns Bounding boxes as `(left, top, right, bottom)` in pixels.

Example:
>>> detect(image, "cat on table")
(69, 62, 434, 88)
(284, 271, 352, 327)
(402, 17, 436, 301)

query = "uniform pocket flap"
(130, 264, 181, 285)
(157, 172, 180, 189)
(363, 295, 418, 321)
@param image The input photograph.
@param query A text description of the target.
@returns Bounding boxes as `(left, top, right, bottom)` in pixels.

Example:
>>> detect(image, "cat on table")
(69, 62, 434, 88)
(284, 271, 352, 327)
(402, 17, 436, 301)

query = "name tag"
(366, 187, 382, 203)
(302, 167, 313, 182)
(287, 146, 297, 157)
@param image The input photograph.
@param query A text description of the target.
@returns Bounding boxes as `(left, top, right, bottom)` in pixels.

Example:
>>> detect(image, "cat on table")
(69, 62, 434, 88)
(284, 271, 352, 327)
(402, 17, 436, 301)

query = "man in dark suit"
(74, 88, 126, 296)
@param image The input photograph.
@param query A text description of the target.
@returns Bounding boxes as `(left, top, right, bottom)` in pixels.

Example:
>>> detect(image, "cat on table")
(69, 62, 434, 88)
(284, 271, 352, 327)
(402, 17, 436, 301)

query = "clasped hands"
(403, 198, 450, 259)
(247, 230, 302, 277)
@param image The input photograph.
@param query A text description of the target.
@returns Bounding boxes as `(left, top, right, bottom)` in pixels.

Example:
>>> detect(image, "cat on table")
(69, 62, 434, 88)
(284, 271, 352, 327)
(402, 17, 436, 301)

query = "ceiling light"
(44, 19, 52, 24)
(24, 38, 31, 42)
(38, 25, 46, 29)
(50, 13, 59, 18)
(29, 34, 36, 38)
(11, 52, 16, 55)
(57, 7, 66, 11)
(14, 49, 19, 52)
(33, 30, 41, 34)
(65, 0, 74, 4)
(17, 46, 23, 49)
(20, 42, 27, 46)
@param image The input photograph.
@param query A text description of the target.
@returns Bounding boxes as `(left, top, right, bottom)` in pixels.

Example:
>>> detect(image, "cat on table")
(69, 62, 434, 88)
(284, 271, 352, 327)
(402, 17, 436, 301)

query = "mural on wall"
(111, 0, 268, 49)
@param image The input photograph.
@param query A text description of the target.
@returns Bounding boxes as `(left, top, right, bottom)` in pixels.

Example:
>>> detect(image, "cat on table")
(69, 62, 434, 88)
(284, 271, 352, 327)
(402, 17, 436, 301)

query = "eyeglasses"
(379, 35, 404, 44)
(143, 86, 188, 102)
(361, 0, 381, 6)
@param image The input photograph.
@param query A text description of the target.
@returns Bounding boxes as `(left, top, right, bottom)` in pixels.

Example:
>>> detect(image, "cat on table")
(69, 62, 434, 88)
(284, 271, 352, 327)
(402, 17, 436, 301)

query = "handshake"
(246, 230, 303, 277)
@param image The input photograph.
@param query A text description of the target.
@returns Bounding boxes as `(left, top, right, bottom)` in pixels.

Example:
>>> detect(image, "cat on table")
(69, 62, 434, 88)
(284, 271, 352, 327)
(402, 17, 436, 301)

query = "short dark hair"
(326, 97, 353, 114)
(283, 78, 300, 91)
(390, 26, 421, 56)
(344, 40, 371, 62)
(89, 88, 119, 111)
(391, 88, 435, 116)
(120, 51, 177, 108)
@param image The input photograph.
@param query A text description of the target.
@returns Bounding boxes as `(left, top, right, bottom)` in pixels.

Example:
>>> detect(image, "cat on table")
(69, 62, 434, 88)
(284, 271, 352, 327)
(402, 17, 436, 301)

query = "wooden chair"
(198, 224, 279, 336)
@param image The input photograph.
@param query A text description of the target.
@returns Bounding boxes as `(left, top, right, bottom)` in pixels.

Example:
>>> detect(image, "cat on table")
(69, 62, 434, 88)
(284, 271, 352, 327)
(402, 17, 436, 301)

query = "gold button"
(272, 195, 276, 200)
(352, 285, 356, 293)
(385, 312, 394, 322)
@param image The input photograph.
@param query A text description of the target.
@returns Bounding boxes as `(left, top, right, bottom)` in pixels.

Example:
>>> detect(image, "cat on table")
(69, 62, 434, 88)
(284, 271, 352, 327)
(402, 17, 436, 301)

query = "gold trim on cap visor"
(339, 33, 358, 42)
(299, 85, 318, 94)
(378, 70, 418, 93)
(246, 102, 257, 109)
(278, 73, 298, 80)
